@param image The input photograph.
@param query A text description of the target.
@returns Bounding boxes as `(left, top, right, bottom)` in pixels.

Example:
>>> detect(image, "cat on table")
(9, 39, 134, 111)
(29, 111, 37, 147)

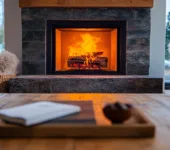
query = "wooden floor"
(0, 93, 170, 150)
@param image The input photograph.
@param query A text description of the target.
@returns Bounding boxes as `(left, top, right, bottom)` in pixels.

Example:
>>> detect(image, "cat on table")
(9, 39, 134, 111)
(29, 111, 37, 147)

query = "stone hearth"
(8, 76, 163, 93)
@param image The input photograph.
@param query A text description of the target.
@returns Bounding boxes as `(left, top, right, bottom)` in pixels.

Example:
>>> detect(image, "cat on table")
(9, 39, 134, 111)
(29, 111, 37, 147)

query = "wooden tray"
(0, 101, 155, 138)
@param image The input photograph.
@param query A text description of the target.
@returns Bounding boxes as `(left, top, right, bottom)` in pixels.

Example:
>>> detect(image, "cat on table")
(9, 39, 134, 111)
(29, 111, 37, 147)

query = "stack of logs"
(67, 52, 108, 70)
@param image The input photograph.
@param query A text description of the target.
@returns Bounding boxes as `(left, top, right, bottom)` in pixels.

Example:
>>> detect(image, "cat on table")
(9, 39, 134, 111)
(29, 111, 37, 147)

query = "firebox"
(46, 20, 126, 75)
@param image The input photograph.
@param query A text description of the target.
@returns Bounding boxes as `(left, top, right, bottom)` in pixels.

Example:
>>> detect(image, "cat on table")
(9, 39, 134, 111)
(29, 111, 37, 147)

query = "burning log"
(67, 55, 108, 69)
(94, 57, 108, 67)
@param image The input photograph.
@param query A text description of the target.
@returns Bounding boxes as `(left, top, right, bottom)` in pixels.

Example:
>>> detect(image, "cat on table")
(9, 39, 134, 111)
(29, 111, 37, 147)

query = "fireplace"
(46, 21, 126, 75)
(9, 7, 163, 93)
(22, 8, 151, 75)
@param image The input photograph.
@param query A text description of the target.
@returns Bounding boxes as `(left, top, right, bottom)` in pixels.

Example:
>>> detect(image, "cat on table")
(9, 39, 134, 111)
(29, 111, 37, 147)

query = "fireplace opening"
(56, 28, 117, 71)
(46, 21, 126, 75)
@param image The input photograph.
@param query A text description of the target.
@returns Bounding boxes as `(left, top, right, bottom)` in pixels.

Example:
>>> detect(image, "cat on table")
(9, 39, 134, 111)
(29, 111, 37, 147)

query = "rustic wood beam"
(19, 0, 154, 8)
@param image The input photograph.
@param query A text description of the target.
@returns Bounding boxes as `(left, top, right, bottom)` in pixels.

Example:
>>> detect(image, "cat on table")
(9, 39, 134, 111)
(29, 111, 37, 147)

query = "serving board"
(0, 101, 155, 138)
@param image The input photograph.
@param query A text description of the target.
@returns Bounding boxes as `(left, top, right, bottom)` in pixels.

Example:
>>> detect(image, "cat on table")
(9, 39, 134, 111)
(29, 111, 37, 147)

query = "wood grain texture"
(19, 0, 154, 8)
(0, 105, 155, 138)
(0, 93, 170, 149)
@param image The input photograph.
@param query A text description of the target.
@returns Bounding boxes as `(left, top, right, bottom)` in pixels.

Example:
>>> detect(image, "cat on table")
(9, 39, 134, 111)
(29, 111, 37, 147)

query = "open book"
(0, 101, 81, 126)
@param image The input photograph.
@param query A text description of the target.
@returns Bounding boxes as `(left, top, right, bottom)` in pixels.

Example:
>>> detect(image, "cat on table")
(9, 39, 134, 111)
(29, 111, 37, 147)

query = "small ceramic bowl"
(103, 103, 133, 123)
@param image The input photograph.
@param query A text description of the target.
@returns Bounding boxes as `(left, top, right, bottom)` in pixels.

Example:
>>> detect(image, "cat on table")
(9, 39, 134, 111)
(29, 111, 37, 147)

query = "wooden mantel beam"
(19, 0, 154, 8)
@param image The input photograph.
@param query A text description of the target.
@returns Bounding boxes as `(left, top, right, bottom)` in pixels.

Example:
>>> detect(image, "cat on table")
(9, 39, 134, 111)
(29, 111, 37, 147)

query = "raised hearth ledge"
(8, 75, 163, 93)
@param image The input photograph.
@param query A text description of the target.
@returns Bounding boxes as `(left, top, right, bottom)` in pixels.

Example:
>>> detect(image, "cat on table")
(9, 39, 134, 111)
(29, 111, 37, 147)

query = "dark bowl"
(103, 104, 132, 123)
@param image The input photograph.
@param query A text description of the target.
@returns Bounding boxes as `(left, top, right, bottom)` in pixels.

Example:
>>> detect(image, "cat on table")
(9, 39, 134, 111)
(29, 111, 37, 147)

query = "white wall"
(4, 0, 22, 73)
(150, 0, 166, 78)
(4, 0, 166, 77)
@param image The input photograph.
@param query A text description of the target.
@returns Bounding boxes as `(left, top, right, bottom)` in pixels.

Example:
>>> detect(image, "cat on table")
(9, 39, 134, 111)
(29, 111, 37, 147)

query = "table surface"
(0, 93, 170, 150)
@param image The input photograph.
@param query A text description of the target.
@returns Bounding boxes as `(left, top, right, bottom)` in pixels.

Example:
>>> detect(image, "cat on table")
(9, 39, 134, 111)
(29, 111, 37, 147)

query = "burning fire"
(69, 33, 101, 56)
(55, 28, 118, 71)
(67, 33, 108, 70)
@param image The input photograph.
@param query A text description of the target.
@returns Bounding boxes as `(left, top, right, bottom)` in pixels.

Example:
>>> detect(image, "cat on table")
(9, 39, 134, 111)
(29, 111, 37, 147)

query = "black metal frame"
(46, 20, 127, 75)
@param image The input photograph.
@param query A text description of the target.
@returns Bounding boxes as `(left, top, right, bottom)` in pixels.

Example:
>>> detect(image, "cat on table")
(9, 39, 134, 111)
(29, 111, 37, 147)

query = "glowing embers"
(68, 33, 108, 70)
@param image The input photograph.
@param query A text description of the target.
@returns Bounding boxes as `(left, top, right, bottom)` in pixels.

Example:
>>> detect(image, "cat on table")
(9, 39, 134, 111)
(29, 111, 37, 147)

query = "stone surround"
(22, 8, 150, 75)
(8, 76, 163, 93)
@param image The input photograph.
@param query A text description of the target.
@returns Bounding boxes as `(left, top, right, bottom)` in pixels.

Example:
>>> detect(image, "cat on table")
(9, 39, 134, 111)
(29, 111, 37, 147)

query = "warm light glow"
(55, 28, 118, 71)
(67, 33, 108, 70)
(69, 33, 101, 56)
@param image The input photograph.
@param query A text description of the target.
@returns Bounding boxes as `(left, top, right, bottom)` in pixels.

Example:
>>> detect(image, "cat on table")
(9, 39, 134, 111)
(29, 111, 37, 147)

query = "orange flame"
(69, 33, 101, 56)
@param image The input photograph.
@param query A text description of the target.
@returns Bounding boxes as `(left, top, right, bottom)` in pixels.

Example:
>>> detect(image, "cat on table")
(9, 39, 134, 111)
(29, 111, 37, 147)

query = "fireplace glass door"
(55, 28, 117, 71)
(46, 21, 126, 75)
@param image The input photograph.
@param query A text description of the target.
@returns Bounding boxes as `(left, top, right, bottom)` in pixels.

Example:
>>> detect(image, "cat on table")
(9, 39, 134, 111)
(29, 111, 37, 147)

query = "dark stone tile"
(54, 78, 121, 93)
(119, 78, 162, 93)
(127, 50, 149, 63)
(22, 42, 45, 61)
(126, 46, 150, 63)
(127, 38, 150, 51)
(66, 78, 144, 93)
(72, 8, 89, 19)
(133, 78, 162, 93)
(9, 78, 51, 93)
(127, 30, 150, 39)
(22, 8, 47, 20)
(115, 8, 135, 20)
(127, 20, 150, 32)
(22, 61, 45, 75)
(133, 8, 151, 20)
(68, 79, 100, 93)
(51, 78, 71, 93)
(127, 63, 149, 75)
(46, 8, 73, 20)
(22, 20, 45, 31)
(22, 31, 45, 42)
(87, 8, 134, 20)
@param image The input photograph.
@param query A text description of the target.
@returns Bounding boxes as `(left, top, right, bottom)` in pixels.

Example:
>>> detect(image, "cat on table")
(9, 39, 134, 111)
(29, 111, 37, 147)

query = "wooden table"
(0, 93, 170, 150)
